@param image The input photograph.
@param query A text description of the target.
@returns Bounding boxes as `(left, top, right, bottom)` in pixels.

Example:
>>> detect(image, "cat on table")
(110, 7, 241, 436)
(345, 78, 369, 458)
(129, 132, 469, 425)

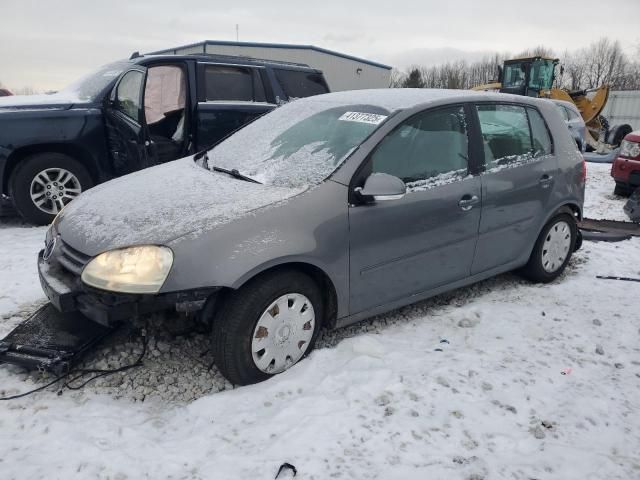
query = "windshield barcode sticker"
(339, 112, 388, 125)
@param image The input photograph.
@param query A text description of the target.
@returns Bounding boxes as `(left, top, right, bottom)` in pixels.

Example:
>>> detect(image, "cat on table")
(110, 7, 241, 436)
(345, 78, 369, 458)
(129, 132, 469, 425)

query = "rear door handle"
(458, 194, 480, 211)
(539, 174, 554, 188)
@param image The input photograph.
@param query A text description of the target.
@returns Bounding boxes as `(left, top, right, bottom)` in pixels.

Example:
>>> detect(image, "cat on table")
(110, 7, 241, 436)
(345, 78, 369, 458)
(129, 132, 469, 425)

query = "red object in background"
(611, 131, 640, 194)
(0, 88, 12, 97)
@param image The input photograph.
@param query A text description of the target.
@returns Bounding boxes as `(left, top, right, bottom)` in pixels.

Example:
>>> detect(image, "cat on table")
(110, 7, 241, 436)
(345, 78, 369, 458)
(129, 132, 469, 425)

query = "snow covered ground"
(1, 166, 639, 480)
(583, 162, 630, 221)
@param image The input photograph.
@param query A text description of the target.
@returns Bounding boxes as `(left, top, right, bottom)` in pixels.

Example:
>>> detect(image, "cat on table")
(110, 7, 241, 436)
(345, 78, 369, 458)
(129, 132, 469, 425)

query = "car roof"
(132, 53, 320, 72)
(301, 88, 549, 112)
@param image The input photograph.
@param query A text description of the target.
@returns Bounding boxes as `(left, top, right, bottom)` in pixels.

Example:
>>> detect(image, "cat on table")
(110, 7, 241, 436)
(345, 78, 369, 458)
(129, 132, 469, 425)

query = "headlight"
(81, 245, 173, 294)
(620, 140, 640, 159)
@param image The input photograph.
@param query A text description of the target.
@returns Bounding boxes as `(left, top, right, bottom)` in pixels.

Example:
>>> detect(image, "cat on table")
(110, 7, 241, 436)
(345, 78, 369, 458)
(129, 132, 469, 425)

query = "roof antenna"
(129, 51, 141, 60)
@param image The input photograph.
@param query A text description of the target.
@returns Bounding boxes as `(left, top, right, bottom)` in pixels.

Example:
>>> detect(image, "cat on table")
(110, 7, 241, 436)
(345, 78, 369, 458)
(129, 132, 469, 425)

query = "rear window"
(204, 66, 254, 102)
(274, 69, 329, 100)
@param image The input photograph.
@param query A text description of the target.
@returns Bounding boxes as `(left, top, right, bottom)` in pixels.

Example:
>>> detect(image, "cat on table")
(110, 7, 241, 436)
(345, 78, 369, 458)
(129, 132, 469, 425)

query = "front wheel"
(10, 153, 93, 225)
(520, 213, 577, 283)
(211, 270, 324, 386)
(614, 183, 633, 197)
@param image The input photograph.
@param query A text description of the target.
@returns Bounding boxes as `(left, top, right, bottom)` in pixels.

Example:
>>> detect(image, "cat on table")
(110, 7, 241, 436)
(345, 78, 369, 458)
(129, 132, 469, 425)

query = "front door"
(104, 67, 155, 176)
(348, 105, 482, 314)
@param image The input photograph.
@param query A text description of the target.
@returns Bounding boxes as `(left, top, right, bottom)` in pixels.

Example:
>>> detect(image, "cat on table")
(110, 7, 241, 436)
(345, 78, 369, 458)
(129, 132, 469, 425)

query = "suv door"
(471, 103, 556, 273)
(104, 67, 156, 176)
(195, 64, 275, 149)
(348, 105, 482, 314)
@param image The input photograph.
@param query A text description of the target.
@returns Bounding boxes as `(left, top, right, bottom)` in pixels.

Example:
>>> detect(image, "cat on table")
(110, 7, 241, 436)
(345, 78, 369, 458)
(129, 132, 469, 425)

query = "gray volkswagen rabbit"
(38, 89, 585, 385)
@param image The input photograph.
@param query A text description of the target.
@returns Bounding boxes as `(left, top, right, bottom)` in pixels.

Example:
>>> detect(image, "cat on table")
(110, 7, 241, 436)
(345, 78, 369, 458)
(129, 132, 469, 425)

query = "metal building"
(148, 40, 392, 91)
(602, 90, 640, 130)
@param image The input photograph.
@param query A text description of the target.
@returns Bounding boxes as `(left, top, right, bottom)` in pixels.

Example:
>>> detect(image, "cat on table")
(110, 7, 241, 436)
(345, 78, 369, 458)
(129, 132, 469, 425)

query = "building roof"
(148, 40, 392, 70)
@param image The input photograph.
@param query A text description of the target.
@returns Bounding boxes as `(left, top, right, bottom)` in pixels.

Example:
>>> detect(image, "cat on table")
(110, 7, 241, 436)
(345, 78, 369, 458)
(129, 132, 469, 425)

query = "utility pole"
(236, 24, 239, 42)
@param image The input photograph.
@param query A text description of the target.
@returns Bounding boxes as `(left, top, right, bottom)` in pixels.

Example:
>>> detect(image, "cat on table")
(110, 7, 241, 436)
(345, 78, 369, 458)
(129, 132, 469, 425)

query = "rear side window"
(527, 108, 553, 155)
(274, 69, 329, 99)
(477, 104, 532, 168)
(554, 104, 569, 121)
(204, 66, 254, 102)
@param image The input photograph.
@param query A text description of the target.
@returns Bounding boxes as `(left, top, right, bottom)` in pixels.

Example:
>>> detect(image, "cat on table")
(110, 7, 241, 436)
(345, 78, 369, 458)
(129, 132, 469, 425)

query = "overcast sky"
(1, 0, 638, 91)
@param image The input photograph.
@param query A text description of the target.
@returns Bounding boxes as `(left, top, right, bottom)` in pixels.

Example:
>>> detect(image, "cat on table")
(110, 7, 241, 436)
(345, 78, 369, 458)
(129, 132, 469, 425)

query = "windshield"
(528, 59, 555, 90)
(204, 99, 392, 188)
(57, 61, 130, 102)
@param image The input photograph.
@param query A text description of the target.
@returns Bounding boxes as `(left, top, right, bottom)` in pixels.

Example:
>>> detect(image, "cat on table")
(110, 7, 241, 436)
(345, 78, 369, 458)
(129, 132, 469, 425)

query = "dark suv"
(0, 53, 329, 224)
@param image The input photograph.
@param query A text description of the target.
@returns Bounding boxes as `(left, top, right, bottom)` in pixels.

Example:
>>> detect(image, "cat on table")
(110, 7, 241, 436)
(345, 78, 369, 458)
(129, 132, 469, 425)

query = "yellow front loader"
(472, 56, 631, 151)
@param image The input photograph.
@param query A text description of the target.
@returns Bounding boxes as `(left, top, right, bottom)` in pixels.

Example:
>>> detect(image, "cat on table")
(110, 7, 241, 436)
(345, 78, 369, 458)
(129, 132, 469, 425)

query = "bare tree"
(13, 86, 38, 95)
(389, 68, 405, 88)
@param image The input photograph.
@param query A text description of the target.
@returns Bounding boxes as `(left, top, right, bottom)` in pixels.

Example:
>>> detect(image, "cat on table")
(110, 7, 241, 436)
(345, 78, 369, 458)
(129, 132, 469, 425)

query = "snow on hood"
(57, 157, 305, 256)
(0, 92, 84, 110)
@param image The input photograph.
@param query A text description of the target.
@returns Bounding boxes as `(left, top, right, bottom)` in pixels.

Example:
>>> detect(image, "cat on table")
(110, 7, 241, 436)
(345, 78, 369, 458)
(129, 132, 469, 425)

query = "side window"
(204, 66, 254, 101)
(527, 108, 553, 156)
(476, 104, 532, 168)
(369, 106, 469, 191)
(274, 69, 329, 99)
(115, 70, 144, 123)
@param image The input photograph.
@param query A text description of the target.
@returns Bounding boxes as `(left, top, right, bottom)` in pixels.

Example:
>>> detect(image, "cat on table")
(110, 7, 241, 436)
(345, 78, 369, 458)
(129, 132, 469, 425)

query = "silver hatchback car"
(39, 89, 585, 385)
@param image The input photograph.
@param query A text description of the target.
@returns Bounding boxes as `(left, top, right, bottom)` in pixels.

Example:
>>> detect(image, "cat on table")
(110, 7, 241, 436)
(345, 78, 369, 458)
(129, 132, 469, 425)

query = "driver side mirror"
(355, 173, 406, 202)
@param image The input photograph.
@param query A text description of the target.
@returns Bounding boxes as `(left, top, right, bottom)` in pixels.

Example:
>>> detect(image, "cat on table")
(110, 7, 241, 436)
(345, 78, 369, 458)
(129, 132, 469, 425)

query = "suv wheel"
(211, 270, 324, 386)
(9, 153, 93, 225)
(521, 213, 577, 283)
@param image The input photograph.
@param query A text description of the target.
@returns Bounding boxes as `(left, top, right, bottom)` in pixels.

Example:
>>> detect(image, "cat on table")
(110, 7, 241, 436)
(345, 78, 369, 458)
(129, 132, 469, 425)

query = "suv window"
(274, 69, 329, 99)
(565, 106, 580, 121)
(477, 104, 533, 168)
(115, 70, 144, 123)
(204, 66, 255, 101)
(370, 106, 469, 191)
(527, 107, 553, 155)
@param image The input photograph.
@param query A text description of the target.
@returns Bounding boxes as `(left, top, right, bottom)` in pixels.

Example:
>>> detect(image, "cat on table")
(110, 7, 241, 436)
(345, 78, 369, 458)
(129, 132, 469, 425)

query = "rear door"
(195, 64, 275, 149)
(104, 67, 155, 176)
(348, 104, 482, 314)
(471, 102, 557, 273)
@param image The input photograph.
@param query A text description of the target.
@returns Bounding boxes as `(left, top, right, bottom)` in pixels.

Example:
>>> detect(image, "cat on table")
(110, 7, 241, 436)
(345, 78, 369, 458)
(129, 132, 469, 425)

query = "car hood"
(57, 157, 306, 256)
(0, 92, 88, 111)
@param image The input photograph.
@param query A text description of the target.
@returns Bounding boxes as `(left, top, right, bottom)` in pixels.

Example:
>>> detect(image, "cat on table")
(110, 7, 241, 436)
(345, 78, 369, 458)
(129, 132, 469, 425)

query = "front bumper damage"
(0, 249, 217, 373)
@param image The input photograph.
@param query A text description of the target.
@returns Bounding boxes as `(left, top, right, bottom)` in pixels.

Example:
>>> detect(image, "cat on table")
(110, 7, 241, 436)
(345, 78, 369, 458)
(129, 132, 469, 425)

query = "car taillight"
(581, 158, 587, 183)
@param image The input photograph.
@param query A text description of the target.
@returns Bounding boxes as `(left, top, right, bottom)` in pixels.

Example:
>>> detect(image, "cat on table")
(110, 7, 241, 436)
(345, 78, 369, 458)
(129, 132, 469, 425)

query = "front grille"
(56, 240, 91, 277)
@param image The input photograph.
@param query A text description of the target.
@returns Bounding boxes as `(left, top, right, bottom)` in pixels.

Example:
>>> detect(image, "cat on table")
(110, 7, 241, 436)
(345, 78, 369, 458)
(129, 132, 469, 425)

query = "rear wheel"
(9, 153, 93, 225)
(211, 270, 324, 386)
(520, 213, 577, 283)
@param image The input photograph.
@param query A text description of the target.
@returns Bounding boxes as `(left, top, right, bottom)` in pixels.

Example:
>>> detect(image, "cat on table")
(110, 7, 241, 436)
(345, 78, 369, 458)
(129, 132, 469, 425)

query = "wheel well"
(3, 144, 99, 194)
(208, 262, 339, 330)
(562, 202, 582, 221)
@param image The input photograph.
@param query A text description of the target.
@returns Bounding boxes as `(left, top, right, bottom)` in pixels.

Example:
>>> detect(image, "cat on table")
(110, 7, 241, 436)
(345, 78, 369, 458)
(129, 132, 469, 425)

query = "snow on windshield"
(207, 98, 392, 188)
(57, 61, 129, 102)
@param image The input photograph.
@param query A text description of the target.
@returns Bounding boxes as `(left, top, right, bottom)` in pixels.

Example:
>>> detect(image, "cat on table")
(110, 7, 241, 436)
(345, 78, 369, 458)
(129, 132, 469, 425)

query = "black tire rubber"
(9, 153, 93, 225)
(614, 183, 632, 197)
(211, 269, 324, 386)
(520, 213, 577, 283)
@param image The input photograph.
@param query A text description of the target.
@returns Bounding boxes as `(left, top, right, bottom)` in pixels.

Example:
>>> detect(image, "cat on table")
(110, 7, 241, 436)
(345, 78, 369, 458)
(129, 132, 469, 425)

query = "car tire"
(520, 213, 577, 283)
(211, 269, 324, 386)
(614, 183, 632, 197)
(9, 153, 93, 225)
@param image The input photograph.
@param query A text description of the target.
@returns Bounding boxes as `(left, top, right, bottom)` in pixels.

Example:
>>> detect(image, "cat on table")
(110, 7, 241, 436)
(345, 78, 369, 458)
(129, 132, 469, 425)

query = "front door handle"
(539, 174, 554, 188)
(458, 194, 480, 211)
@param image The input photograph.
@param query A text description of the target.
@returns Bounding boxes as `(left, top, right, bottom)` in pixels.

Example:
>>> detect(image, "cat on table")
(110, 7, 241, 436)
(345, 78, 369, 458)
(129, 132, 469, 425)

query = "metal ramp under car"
(0, 304, 116, 375)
